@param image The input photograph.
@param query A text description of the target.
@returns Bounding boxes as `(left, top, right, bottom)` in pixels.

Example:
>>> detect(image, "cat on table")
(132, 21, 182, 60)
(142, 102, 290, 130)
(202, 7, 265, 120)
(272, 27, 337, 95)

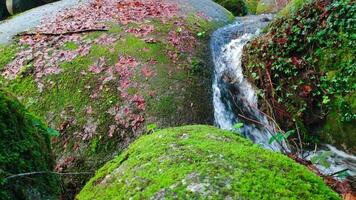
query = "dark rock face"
(0, 0, 9, 20)
(0, 89, 59, 200)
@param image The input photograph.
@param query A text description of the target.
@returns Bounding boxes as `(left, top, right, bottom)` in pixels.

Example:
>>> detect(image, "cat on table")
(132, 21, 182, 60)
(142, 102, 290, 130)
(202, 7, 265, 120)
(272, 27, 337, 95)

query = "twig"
(17, 28, 108, 37)
(227, 91, 288, 152)
(290, 139, 300, 153)
(328, 168, 349, 177)
(237, 113, 266, 127)
(265, 69, 273, 91)
(295, 122, 303, 155)
(5, 171, 94, 180)
(314, 143, 318, 154)
(248, 99, 281, 130)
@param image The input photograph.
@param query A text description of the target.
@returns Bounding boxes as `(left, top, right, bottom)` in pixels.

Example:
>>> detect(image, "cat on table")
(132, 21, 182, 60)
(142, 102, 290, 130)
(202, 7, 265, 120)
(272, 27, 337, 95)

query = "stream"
(211, 15, 356, 177)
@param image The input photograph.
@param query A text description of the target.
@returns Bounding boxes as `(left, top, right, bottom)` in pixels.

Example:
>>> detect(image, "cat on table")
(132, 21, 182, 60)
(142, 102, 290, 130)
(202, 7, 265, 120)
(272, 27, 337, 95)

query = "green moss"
(107, 23, 123, 34)
(0, 44, 18, 70)
(151, 95, 177, 119)
(84, 32, 103, 41)
(63, 41, 79, 50)
(115, 35, 169, 63)
(278, 0, 309, 17)
(321, 107, 356, 153)
(77, 125, 340, 200)
(2, 14, 218, 197)
(0, 89, 59, 200)
(245, 0, 260, 13)
(213, 0, 248, 16)
(255, 2, 271, 14)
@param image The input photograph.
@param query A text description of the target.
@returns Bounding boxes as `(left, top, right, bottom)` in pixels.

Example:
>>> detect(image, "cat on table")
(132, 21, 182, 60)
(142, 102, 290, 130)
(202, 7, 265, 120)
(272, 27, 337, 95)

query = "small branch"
(237, 113, 265, 127)
(265, 69, 274, 96)
(295, 122, 303, 155)
(5, 171, 94, 180)
(329, 168, 349, 177)
(17, 28, 108, 37)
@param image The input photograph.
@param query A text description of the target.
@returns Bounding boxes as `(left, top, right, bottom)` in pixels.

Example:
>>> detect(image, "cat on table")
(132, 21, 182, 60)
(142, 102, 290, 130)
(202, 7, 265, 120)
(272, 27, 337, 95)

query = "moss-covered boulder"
(0, 0, 232, 196)
(213, 0, 248, 16)
(0, 89, 59, 200)
(242, 0, 355, 153)
(212, 0, 292, 15)
(255, 0, 290, 14)
(77, 125, 339, 199)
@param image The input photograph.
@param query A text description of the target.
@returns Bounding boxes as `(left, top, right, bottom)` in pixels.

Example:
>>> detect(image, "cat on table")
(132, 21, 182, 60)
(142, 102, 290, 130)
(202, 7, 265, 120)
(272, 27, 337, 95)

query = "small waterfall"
(211, 15, 356, 176)
(211, 15, 287, 152)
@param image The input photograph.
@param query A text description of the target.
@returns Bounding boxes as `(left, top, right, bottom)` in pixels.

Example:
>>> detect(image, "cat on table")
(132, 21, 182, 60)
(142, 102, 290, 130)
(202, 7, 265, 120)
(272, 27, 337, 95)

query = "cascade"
(211, 15, 355, 176)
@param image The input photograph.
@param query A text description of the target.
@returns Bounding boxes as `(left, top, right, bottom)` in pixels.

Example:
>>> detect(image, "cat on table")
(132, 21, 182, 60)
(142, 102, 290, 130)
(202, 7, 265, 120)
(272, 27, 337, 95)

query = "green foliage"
(0, 89, 59, 199)
(269, 130, 294, 144)
(311, 151, 333, 168)
(146, 123, 158, 134)
(0, 44, 17, 71)
(243, 0, 355, 151)
(213, 0, 248, 16)
(77, 125, 340, 200)
(63, 41, 79, 50)
(244, 0, 260, 13)
(233, 122, 244, 129)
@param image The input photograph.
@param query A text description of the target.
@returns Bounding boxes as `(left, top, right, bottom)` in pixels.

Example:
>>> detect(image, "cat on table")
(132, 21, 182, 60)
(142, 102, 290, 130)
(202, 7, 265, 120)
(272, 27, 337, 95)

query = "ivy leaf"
(32, 119, 41, 127)
(322, 96, 331, 104)
(311, 151, 333, 168)
(197, 31, 206, 37)
(269, 130, 293, 144)
(284, 130, 295, 138)
(47, 128, 60, 137)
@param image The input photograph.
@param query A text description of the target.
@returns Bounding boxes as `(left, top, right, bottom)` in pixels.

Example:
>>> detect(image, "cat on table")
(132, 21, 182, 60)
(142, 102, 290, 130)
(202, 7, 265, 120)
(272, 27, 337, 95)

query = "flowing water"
(211, 15, 356, 177)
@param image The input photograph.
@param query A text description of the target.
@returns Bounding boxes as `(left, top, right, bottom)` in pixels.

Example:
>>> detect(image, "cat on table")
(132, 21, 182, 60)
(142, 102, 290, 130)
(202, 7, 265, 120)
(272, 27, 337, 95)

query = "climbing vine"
(243, 0, 355, 144)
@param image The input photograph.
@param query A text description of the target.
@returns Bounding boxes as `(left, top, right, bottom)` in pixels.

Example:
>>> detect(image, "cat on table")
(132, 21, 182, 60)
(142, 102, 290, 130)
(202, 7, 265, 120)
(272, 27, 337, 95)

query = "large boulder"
(0, 0, 233, 197)
(5, 0, 57, 15)
(0, 0, 9, 20)
(77, 125, 340, 199)
(212, 0, 291, 15)
(0, 89, 59, 200)
(255, 0, 290, 14)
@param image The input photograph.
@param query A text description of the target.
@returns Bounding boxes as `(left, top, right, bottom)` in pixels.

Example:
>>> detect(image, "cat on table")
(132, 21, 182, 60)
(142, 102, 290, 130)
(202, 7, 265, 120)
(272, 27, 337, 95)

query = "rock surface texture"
(0, 0, 232, 197)
(77, 125, 340, 200)
(0, 89, 59, 200)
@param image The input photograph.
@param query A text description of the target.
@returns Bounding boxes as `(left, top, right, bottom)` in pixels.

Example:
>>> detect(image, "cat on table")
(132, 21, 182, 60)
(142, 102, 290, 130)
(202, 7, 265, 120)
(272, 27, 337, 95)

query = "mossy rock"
(255, 0, 291, 14)
(77, 125, 340, 200)
(320, 96, 356, 153)
(277, 0, 308, 17)
(0, 0, 232, 197)
(213, 0, 248, 16)
(0, 89, 59, 200)
(244, 0, 260, 13)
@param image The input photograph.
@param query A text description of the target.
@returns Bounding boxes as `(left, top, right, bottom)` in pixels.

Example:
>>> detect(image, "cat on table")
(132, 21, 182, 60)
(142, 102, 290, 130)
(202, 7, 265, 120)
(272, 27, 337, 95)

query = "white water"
(211, 15, 287, 152)
(211, 15, 356, 177)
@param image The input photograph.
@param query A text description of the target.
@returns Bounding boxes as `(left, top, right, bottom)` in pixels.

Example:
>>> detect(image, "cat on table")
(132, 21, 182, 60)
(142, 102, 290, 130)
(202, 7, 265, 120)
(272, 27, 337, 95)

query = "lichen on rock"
(77, 125, 340, 200)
